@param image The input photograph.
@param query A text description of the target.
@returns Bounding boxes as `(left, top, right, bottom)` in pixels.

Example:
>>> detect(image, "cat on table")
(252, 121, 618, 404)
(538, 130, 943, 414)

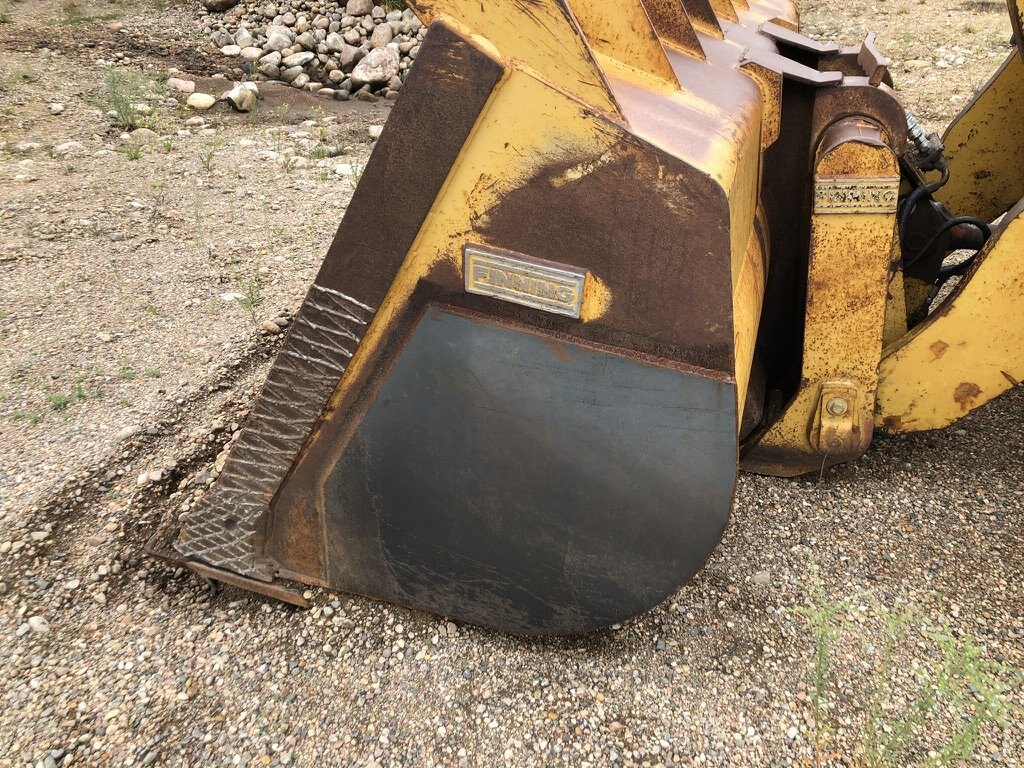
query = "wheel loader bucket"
(148, 0, 1021, 632)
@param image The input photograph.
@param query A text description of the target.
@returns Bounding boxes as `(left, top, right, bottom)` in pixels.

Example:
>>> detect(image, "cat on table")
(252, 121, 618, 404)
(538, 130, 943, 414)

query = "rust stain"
(953, 382, 982, 411)
(881, 414, 903, 432)
(929, 340, 949, 360)
(542, 336, 577, 363)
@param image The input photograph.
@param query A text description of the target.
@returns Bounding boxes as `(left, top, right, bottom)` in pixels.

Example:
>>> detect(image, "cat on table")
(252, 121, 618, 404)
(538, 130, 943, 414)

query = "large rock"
(295, 31, 317, 50)
(265, 26, 293, 52)
(325, 32, 346, 52)
(351, 44, 400, 88)
(52, 141, 86, 157)
(166, 77, 195, 94)
(234, 27, 254, 48)
(202, 0, 240, 9)
(222, 82, 258, 112)
(186, 93, 217, 110)
(369, 22, 393, 49)
(339, 43, 361, 71)
(346, 0, 373, 15)
(280, 66, 304, 83)
(282, 51, 315, 68)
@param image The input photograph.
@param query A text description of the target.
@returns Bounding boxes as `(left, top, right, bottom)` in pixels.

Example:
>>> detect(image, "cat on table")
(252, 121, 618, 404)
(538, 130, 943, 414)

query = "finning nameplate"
(814, 177, 899, 214)
(464, 244, 588, 318)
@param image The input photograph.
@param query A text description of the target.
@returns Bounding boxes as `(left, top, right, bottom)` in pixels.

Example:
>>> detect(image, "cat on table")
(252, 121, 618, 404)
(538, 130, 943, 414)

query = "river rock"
(223, 82, 258, 112)
(234, 27, 254, 48)
(351, 44, 400, 88)
(369, 23, 393, 49)
(265, 26, 293, 51)
(186, 93, 217, 110)
(282, 51, 315, 68)
(325, 32, 346, 52)
(346, 0, 373, 14)
(167, 77, 195, 94)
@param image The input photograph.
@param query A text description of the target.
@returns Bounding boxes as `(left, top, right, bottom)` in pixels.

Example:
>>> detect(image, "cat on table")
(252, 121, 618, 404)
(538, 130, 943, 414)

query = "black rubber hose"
(897, 168, 950, 247)
(903, 217, 992, 270)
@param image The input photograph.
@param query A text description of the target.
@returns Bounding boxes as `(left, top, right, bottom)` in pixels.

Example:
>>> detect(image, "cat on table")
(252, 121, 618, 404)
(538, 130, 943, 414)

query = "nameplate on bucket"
(464, 244, 587, 319)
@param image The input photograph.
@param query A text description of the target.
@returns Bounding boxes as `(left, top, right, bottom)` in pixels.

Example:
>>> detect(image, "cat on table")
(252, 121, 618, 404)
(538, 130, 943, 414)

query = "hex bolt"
(826, 397, 849, 417)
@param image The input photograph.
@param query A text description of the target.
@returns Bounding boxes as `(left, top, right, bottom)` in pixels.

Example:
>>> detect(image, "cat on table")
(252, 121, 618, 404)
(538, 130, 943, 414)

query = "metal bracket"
(812, 383, 860, 455)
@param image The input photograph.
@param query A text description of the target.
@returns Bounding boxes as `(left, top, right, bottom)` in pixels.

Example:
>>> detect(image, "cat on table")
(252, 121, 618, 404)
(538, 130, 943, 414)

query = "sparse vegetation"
(101, 70, 158, 131)
(233, 264, 263, 326)
(118, 141, 143, 161)
(11, 409, 42, 424)
(60, 0, 120, 25)
(800, 568, 1019, 768)
(348, 161, 365, 191)
(48, 393, 70, 411)
(198, 146, 216, 172)
(118, 364, 136, 381)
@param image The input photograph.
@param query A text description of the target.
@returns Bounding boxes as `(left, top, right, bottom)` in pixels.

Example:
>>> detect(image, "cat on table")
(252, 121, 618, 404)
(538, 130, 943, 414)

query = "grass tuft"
(800, 566, 1020, 767)
(101, 71, 159, 131)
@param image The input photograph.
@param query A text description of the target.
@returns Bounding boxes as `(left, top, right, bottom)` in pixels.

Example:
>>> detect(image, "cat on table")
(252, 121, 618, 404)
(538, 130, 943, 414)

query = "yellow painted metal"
(937, 48, 1024, 222)
(742, 120, 900, 476)
(708, 0, 739, 23)
(291, 0, 791, 466)
(642, 0, 706, 59)
(407, 0, 620, 116)
(733, 213, 768, 428)
(876, 199, 1024, 433)
(680, 0, 726, 38)
(570, 0, 680, 85)
(881, 265, 908, 349)
(739, 61, 783, 150)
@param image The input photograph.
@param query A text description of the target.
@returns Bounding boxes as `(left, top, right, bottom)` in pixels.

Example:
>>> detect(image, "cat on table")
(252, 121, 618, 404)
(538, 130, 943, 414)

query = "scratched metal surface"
(173, 284, 373, 577)
(316, 307, 738, 634)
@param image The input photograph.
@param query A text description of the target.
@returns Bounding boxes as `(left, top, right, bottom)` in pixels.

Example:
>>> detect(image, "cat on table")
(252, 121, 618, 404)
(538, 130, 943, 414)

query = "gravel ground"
(1, 1, 1021, 766)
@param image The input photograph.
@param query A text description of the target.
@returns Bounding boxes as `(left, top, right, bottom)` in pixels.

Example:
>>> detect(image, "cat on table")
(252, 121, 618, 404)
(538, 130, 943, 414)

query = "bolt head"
(826, 397, 849, 417)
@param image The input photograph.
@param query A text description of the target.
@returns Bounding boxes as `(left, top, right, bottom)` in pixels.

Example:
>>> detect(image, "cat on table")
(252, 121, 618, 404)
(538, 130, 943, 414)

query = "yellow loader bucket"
(149, 0, 1024, 633)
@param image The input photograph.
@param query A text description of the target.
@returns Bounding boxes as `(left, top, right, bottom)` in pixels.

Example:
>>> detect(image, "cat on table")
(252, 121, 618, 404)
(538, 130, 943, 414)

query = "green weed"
(233, 266, 263, 326)
(118, 142, 143, 161)
(49, 393, 71, 411)
(800, 568, 1019, 768)
(101, 70, 158, 130)
(199, 147, 216, 172)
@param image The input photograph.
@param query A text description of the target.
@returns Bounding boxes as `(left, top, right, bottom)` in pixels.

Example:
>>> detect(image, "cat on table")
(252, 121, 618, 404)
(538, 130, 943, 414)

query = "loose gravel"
(1, 1, 1021, 766)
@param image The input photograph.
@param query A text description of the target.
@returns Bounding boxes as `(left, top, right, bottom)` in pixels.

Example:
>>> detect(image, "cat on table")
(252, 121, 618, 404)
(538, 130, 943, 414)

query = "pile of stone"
(199, 1, 424, 100)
